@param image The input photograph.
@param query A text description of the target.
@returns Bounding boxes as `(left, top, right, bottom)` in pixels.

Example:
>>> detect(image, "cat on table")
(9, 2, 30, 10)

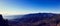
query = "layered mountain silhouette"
(0, 14, 8, 26)
(8, 13, 60, 26)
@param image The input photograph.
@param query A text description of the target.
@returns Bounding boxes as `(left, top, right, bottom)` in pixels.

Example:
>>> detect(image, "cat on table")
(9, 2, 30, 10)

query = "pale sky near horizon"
(0, 0, 60, 15)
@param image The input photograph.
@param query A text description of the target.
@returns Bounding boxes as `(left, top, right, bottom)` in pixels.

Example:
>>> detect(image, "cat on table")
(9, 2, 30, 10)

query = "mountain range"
(8, 13, 60, 26)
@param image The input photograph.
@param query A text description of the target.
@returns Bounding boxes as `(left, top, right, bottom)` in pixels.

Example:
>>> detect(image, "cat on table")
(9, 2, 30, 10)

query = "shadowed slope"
(0, 14, 8, 26)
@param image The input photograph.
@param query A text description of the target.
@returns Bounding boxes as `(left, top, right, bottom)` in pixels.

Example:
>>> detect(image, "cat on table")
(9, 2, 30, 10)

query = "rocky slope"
(8, 13, 60, 26)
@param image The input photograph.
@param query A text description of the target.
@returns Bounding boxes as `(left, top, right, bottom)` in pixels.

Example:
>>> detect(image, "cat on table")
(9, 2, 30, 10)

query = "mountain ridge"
(8, 13, 60, 26)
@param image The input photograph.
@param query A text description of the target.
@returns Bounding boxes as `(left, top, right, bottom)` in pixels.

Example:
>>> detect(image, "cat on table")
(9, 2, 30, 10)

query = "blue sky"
(0, 0, 60, 15)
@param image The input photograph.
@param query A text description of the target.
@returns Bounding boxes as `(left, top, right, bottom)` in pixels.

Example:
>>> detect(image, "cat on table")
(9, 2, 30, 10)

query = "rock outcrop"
(0, 14, 8, 26)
